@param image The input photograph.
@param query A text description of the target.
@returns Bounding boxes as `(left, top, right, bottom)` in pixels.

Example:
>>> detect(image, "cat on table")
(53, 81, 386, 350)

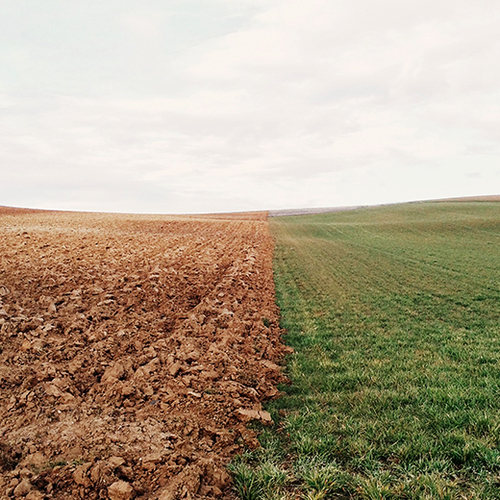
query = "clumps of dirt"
(0, 210, 290, 499)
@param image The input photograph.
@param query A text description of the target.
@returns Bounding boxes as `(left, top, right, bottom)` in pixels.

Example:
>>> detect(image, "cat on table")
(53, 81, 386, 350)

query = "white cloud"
(1, 0, 500, 212)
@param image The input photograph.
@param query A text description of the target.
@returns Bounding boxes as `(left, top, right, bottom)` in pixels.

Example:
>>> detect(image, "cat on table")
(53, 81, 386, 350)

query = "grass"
(231, 201, 500, 499)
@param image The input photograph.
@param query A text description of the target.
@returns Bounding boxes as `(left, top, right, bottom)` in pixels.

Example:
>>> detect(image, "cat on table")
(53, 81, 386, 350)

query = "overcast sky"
(1, 1, 500, 213)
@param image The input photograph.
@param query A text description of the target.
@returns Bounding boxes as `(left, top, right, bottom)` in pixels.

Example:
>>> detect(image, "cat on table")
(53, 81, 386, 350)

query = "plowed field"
(0, 208, 288, 500)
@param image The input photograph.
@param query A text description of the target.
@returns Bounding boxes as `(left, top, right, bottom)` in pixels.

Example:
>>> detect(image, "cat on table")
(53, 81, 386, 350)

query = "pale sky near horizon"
(1, 0, 500, 214)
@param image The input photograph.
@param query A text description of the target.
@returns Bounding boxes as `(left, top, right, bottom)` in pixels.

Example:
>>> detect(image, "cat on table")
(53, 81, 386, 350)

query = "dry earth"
(0, 208, 289, 500)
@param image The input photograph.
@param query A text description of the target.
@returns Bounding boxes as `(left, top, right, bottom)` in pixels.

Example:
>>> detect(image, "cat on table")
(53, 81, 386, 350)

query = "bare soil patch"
(0, 210, 288, 499)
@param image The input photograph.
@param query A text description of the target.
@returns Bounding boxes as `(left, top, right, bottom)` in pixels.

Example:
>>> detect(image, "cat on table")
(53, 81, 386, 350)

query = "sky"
(1, 0, 500, 214)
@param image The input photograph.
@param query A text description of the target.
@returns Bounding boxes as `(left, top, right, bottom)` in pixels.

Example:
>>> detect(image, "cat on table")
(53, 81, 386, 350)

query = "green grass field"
(231, 201, 500, 499)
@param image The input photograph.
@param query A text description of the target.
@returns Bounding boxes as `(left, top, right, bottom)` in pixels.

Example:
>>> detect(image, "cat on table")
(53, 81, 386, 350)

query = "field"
(233, 201, 500, 499)
(2, 201, 500, 500)
(0, 208, 288, 499)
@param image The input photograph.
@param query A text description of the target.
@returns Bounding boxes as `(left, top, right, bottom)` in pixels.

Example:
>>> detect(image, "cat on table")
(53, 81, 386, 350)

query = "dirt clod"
(234, 408, 273, 424)
(108, 480, 134, 500)
(13, 478, 31, 497)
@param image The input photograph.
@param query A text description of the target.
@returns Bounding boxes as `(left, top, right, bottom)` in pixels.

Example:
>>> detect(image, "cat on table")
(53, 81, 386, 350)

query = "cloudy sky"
(1, 0, 500, 213)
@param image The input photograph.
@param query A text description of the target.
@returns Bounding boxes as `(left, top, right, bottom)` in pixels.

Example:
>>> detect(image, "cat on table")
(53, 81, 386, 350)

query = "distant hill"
(2, 194, 499, 218)
(432, 195, 500, 202)
(269, 195, 500, 217)
(268, 206, 366, 217)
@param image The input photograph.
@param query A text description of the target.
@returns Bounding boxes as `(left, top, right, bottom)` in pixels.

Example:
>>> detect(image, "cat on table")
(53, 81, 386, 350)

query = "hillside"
(235, 200, 500, 499)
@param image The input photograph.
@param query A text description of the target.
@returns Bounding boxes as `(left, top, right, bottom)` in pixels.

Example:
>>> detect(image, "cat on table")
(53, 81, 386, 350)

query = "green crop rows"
(231, 201, 500, 499)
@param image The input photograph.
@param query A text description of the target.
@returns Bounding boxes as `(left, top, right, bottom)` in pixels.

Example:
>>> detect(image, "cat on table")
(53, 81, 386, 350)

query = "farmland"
(234, 201, 500, 499)
(2, 201, 500, 500)
(0, 208, 287, 499)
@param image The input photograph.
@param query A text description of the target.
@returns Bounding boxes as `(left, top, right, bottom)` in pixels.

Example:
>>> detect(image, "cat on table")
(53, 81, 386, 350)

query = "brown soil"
(0, 209, 289, 500)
